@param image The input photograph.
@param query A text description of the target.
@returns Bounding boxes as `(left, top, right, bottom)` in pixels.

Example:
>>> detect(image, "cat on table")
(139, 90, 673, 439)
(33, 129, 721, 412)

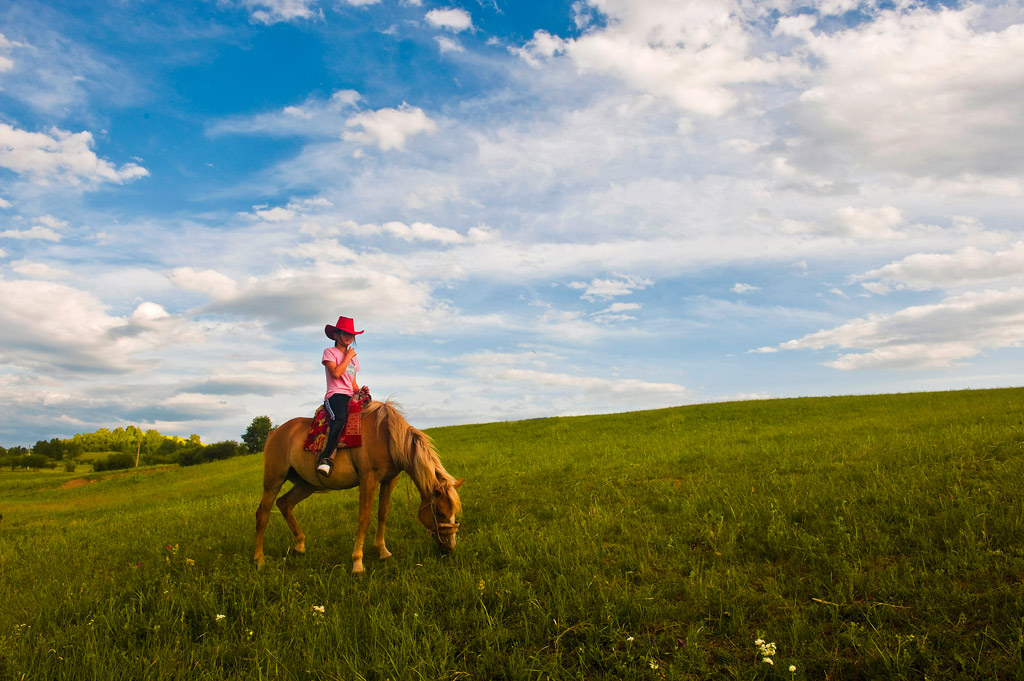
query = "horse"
(254, 400, 464, 573)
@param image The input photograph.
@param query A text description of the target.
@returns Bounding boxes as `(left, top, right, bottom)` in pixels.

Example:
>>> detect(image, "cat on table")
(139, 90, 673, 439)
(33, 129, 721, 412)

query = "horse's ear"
(453, 478, 465, 489)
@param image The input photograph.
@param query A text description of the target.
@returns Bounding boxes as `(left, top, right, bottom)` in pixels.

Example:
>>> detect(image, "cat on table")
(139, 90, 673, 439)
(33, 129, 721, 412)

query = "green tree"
(93, 452, 135, 472)
(21, 454, 57, 470)
(241, 416, 273, 453)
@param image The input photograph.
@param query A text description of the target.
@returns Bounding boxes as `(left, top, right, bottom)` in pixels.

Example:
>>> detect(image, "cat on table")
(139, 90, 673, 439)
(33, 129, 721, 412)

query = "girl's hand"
(344, 348, 357, 361)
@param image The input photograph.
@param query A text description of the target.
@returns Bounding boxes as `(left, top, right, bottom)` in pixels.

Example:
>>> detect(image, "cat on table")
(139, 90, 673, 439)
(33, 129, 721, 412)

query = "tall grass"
(2, 388, 1023, 679)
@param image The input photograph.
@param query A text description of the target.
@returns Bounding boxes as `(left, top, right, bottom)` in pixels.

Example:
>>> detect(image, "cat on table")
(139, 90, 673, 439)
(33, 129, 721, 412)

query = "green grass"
(2, 388, 1024, 680)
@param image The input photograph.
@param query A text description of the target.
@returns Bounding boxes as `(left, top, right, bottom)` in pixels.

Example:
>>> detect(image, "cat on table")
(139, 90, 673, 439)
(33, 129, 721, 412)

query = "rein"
(419, 495, 460, 539)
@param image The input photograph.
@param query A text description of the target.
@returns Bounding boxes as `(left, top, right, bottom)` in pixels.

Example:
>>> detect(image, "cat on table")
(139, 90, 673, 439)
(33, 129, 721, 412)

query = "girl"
(316, 316, 362, 476)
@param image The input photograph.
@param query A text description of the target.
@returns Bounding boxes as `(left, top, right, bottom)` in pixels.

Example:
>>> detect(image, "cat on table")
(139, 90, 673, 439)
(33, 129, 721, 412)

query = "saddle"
(303, 387, 372, 453)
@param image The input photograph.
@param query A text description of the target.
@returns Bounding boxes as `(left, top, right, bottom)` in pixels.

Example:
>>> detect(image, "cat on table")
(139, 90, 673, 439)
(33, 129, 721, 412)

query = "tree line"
(0, 416, 274, 472)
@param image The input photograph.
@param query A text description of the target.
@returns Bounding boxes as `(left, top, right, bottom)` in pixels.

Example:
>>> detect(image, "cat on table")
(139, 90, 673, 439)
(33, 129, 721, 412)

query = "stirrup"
(316, 458, 333, 476)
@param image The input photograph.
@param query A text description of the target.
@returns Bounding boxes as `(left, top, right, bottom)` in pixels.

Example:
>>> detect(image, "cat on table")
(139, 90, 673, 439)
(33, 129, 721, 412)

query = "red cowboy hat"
(325, 316, 364, 339)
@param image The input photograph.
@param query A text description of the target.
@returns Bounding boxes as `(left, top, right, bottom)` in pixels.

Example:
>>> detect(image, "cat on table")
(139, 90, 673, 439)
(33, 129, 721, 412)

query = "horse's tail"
(367, 399, 461, 512)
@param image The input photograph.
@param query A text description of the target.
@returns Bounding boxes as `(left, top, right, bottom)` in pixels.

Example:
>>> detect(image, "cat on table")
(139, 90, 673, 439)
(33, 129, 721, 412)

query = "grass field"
(2, 388, 1023, 680)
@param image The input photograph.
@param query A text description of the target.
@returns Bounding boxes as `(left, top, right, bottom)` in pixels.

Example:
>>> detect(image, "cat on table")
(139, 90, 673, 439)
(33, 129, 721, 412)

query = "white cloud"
(732, 283, 759, 293)
(243, 0, 319, 24)
(786, 4, 1024, 178)
(167, 267, 240, 301)
(593, 301, 642, 322)
(776, 287, 1024, 370)
(254, 206, 296, 222)
(518, 0, 803, 116)
(425, 8, 473, 32)
(33, 214, 69, 230)
(911, 174, 1024, 198)
(858, 242, 1024, 292)
(603, 302, 641, 313)
(0, 123, 148, 186)
(458, 348, 688, 400)
(0, 32, 24, 73)
(0, 226, 62, 241)
(569, 274, 653, 300)
(310, 219, 472, 244)
(0, 24, 136, 118)
(475, 366, 688, 400)
(380, 221, 463, 243)
(211, 90, 361, 138)
(778, 205, 916, 241)
(835, 205, 904, 239)
(166, 264, 445, 332)
(436, 36, 464, 53)
(0, 277, 195, 373)
(343, 104, 438, 151)
(10, 260, 72, 279)
(241, 196, 496, 245)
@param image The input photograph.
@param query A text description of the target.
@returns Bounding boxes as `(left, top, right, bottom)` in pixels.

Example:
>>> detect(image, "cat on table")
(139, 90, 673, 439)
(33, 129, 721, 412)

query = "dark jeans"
(319, 393, 352, 461)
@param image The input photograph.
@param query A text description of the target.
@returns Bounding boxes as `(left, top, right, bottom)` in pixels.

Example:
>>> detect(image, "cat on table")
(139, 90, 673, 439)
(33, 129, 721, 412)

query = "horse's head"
(418, 477, 464, 553)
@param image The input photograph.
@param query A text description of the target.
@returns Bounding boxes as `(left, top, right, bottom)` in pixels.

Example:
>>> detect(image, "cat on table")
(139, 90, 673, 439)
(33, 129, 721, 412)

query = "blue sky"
(2, 0, 1024, 446)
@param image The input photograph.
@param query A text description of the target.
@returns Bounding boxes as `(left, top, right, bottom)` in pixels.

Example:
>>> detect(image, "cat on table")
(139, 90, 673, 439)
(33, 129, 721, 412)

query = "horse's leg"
(374, 476, 401, 560)
(276, 480, 317, 556)
(254, 479, 284, 567)
(352, 472, 381, 574)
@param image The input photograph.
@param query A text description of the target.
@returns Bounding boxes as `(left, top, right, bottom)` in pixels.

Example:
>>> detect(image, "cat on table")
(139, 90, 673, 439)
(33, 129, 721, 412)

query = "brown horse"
(254, 400, 464, 573)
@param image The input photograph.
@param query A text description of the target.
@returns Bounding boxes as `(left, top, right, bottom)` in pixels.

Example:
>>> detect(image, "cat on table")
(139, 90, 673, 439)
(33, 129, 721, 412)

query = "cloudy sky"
(2, 0, 1023, 446)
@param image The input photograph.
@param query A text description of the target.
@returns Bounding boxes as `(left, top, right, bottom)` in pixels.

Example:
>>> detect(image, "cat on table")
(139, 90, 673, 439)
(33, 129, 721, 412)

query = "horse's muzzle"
(436, 520, 459, 552)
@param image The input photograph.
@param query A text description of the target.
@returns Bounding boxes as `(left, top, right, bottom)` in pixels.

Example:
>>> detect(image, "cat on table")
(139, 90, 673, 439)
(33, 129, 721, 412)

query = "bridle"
(419, 494, 460, 542)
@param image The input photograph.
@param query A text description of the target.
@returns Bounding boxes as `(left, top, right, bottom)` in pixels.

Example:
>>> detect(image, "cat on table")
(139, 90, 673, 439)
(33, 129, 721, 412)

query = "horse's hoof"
(379, 548, 392, 560)
(254, 556, 265, 568)
(351, 562, 365, 574)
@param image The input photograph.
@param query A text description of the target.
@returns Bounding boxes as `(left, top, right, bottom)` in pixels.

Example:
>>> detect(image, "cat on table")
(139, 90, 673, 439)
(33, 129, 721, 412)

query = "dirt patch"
(59, 466, 174, 490)
(60, 478, 96, 489)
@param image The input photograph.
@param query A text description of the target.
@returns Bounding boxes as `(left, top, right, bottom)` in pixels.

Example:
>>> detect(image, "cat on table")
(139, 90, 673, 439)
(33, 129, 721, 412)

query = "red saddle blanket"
(303, 399, 364, 453)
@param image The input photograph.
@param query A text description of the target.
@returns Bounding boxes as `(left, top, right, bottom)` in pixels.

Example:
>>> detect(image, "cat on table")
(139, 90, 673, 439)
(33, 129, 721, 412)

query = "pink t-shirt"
(323, 346, 359, 399)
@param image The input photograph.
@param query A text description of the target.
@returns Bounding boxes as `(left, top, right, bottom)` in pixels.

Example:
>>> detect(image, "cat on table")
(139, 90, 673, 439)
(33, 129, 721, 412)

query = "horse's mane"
(366, 399, 462, 513)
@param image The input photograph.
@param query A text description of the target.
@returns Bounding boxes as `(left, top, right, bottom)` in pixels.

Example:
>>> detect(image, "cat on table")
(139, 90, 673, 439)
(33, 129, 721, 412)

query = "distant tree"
(141, 429, 165, 457)
(64, 440, 83, 460)
(20, 454, 57, 470)
(32, 439, 59, 459)
(32, 438, 81, 460)
(205, 440, 247, 461)
(141, 438, 182, 465)
(93, 452, 135, 472)
(242, 416, 273, 453)
(177, 440, 247, 467)
(178, 444, 207, 467)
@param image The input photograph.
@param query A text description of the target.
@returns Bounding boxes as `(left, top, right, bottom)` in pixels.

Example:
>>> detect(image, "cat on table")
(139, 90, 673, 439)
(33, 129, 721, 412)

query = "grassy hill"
(1, 388, 1023, 679)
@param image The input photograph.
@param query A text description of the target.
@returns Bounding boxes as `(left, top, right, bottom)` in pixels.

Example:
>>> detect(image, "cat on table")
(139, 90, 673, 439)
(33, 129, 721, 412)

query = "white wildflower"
(312, 605, 325, 614)
(790, 665, 797, 672)
(764, 658, 774, 665)
(215, 614, 226, 621)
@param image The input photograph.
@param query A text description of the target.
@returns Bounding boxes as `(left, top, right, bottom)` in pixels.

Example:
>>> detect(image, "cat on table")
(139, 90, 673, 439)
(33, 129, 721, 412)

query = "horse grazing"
(254, 400, 463, 573)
